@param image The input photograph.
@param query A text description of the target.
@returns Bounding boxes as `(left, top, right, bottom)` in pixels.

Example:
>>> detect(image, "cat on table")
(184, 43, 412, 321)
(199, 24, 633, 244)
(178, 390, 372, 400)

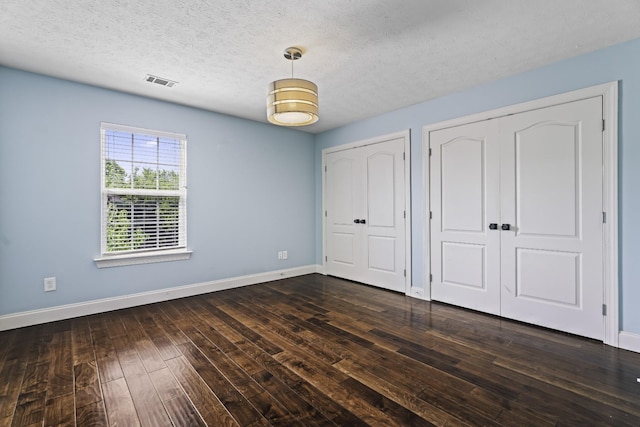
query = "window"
(96, 123, 189, 268)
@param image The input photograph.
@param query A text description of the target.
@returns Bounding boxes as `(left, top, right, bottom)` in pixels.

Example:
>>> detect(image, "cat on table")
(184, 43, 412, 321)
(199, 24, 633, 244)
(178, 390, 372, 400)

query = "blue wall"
(0, 67, 316, 315)
(315, 37, 640, 334)
(2, 37, 639, 336)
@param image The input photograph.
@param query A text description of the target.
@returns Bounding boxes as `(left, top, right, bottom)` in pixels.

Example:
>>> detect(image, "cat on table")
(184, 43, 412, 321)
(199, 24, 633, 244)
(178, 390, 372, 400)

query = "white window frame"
(94, 122, 191, 268)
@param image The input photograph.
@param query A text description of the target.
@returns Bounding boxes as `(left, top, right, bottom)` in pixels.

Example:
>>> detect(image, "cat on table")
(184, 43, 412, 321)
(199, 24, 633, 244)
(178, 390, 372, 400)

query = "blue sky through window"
(104, 130, 181, 190)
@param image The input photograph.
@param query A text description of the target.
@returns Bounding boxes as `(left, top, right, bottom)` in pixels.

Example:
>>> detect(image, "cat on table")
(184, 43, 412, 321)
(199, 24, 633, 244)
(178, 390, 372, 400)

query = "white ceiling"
(2, 1, 640, 133)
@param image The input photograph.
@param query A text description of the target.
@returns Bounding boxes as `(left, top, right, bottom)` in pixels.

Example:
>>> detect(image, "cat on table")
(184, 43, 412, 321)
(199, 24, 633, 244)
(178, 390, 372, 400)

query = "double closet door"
(430, 97, 604, 339)
(325, 137, 406, 293)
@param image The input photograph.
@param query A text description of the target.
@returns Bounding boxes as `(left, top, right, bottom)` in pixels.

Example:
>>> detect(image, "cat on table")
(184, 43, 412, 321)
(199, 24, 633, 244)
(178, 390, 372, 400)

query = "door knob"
(501, 224, 511, 230)
(489, 223, 498, 230)
(354, 219, 361, 224)
(360, 219, 366, 224)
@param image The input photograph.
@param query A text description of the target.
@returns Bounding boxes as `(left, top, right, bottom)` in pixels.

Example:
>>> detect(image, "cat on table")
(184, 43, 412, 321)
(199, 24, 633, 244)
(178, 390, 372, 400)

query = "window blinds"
(100, 123, 186, 254)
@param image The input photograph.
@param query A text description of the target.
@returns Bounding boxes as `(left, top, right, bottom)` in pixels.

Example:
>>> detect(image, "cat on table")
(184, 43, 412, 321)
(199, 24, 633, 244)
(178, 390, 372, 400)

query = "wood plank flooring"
(1, 273, 639, 426)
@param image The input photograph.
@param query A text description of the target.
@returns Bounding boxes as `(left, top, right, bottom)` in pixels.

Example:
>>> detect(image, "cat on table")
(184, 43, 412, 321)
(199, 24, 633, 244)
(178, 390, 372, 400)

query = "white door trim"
(322, 130, 412, 295)
(423, 82, 619, 347)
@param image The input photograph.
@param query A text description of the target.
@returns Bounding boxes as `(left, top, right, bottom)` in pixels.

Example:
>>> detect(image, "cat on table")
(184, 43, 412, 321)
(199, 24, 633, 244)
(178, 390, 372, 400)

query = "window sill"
(94, 249, 192, 269)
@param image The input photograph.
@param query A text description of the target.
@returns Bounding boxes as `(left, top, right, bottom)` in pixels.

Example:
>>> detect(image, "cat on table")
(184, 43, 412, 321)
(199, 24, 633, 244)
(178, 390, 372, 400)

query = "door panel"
(442, 242, 486, 289)
(430, 120, 501, 314)
(515, 122, 579, 237)
(368, 236, 396, 273)
(441, 137, 486, 232)
(500, 97, 603, 339)
(515, 249, 580, 306)
(330, 157, 358, 225)
(367, 152, 395, 227)
(331, 233, 356, 266)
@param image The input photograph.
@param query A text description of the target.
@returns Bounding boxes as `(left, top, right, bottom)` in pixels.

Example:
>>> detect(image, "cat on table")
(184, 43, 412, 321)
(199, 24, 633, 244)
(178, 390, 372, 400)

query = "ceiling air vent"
(145, 74, 178, 87)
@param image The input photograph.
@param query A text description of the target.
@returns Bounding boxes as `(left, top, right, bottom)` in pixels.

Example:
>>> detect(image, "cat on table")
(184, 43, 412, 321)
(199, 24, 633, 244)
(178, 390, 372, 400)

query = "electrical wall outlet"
(282, 250, 288, 260)
(44, 277, 56, 292)
(278, 251, 283, 260)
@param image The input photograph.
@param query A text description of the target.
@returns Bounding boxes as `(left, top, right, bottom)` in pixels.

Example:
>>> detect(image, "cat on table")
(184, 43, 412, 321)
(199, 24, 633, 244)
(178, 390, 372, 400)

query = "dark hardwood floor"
(1, 274, 639, 426)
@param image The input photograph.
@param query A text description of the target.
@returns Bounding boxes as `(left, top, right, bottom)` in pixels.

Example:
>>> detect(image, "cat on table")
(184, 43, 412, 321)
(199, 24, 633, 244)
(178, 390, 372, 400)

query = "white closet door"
(326, 148, 362, 280)
(361, 139, 406, 292)
(325, 138, 406, 292)
(429, 96, 604, 340)
(430, 120, 501, 314)
(499, 97, 604, 339)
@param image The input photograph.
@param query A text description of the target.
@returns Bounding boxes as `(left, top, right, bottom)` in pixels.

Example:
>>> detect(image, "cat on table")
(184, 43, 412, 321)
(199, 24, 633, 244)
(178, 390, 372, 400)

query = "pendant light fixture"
(267, 47, 319, 126)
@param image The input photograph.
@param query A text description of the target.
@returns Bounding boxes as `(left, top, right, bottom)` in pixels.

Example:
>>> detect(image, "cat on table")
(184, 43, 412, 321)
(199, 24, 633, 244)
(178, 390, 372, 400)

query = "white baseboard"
(619, 331, 640, 354)
(0, 265, 321, 331)
(408, 286, 426, 300)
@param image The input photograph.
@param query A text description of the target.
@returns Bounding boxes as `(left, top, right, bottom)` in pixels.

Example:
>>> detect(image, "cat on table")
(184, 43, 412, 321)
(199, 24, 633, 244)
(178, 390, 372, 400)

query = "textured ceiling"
(2, 1, 640, 133)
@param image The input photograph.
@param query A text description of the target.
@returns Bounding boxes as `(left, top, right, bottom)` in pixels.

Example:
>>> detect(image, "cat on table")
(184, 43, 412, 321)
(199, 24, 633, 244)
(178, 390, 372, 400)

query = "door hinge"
(325, 255, 328, 262)
(602, 304, 607, 316)
(404, 269, 406, 277)
(602, 212, 606, 223)
(429, 274, 433, 282)
(325, 165, 327, 172)
(429, 148, 432, 156)
(403, 152, 406, 160)
(404, 210, 406, 219)
(325, 210, 327, 217)
(602, 119, 605, 132)
(429, 211, 432, 220)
